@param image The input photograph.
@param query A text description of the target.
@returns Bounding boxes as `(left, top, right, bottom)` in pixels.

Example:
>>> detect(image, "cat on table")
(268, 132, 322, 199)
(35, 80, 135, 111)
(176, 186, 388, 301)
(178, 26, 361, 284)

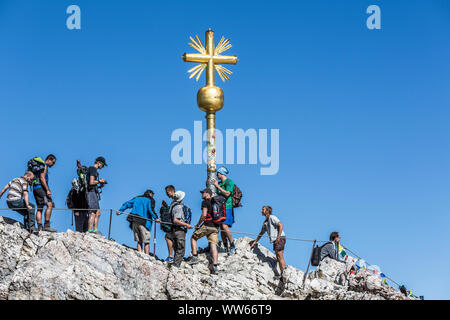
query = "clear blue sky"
(0, 0, 449, 299)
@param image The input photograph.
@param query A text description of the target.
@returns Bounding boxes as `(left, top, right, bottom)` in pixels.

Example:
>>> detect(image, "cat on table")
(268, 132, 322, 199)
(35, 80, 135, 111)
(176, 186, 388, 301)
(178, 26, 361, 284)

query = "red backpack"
(211, 195, 227, 224)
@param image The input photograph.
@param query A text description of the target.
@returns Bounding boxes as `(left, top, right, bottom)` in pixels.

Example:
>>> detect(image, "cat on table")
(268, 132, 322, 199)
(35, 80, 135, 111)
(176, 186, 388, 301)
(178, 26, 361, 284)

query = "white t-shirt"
(261, 215, 285, 243)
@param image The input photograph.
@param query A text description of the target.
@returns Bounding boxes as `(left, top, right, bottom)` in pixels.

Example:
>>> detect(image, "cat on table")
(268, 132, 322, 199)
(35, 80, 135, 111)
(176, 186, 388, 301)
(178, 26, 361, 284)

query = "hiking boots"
(43, 226, 57, 233)
(211, 265, 219, 275)
(165, 257, 174, 263)
(187, 255, 199, 265)
(28, 227, 39, 235)
(229, 246, 236, 255)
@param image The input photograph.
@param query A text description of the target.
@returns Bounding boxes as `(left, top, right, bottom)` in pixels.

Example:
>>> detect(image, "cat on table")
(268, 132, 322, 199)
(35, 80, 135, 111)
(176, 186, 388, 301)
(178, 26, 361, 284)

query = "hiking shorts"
(87, 191, 100, 211)
(223, 208, 234, 227)
(132, 223, 150, 244)
(192, 225, 219, 244)
(33, 188, 54, 209)
(273, 237, 286, 253)
(165, 231, 174, 241)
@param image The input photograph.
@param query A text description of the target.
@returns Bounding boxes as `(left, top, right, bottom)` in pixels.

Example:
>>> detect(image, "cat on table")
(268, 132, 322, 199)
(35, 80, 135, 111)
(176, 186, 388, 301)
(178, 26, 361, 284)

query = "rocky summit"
(0, 217, 412, 300)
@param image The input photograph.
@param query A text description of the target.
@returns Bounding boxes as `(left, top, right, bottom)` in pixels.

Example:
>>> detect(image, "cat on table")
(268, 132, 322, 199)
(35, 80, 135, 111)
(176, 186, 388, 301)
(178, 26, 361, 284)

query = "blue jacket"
(118, 196, 157, 231)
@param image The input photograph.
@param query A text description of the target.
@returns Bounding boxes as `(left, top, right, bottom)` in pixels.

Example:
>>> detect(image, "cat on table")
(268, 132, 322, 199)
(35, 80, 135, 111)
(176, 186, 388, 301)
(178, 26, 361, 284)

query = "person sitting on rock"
(187, 188, 220, 275)
(320, 232, 345, 263)
(0, 171, 38, 233)
(116, 190, 160, 255)
(250, 205, 287, 280)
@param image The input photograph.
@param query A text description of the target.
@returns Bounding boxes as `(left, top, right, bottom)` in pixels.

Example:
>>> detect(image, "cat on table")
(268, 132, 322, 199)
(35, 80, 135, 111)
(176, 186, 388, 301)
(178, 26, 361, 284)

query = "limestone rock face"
(0, 218, 413, 300)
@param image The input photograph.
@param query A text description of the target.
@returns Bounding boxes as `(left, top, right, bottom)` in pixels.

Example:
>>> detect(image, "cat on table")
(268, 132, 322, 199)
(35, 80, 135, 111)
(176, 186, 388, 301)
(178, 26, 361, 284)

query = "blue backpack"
(182, 204, 192, 225)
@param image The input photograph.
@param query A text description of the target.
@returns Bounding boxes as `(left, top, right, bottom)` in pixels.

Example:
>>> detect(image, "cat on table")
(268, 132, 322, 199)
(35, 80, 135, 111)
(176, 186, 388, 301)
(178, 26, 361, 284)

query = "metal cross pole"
(108, 209, 113, 240)
(182, 29, 238, 194)
(302, 240, 317, 289)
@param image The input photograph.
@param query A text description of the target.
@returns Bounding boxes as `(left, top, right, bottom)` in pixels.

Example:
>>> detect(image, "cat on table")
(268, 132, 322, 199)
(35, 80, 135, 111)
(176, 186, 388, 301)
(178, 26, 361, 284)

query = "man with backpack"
(66, 160, 90, 232)
(0, 171, 38, 233)
(160, 185, 176, 263)
(212, 166, 236, 254)
(310, 232, 347, 270)
(31, 154, 57, 232)
(86, 157, 108, 234)
(250, 206, 287, 280)
(170, 190, 192, 267)
(187, 188, 221, 274)
(116, 190, 160, 255)
(320, 232, 343, 262)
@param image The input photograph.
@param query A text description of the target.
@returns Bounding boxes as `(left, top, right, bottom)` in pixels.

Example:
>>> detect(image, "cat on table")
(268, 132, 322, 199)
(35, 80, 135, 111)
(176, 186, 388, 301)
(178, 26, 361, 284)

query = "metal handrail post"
(302, 240, 317, 289)
(108, 209, 113, 240)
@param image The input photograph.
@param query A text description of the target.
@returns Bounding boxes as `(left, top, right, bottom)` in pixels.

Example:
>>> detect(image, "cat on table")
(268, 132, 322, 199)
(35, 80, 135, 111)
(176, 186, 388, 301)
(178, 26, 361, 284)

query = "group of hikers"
(0, 155, 58, 233)
(0, 155, 345, 281)
(116, 165, 244, 276)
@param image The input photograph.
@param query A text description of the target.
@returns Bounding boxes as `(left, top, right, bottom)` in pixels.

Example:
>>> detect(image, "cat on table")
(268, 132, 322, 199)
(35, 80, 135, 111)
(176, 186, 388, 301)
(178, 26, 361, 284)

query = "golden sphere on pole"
(197, 85, 224, 113)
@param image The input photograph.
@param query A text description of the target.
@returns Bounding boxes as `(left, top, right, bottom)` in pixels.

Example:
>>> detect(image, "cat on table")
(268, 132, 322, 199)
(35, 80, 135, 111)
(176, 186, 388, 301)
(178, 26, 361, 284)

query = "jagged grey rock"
(0, 218, 414, 300)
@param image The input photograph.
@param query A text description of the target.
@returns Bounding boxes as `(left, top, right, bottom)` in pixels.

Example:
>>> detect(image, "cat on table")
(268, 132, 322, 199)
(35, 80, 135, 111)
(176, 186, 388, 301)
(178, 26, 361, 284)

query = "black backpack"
(27, 157, 46, 185)
(211, 195, 227, 224)
(76, 160, 89, 193)
(159, 200, 172, 233)
(311, 242, 332, 267)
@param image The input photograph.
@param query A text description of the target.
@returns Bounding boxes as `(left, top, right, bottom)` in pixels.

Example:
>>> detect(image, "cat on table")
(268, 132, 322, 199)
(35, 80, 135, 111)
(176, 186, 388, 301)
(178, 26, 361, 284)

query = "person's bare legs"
(165, 234, 174, 258)
(276, 250, 286, 275)
(94, 209, 101, 230)
(191, 237, 198, 255)
(190, 237, 218, 265)
(144, 243, 150, 255)
(137, 242, 143, 252)
(44, 201, 53, 223)
(88, 211, 96, 231)
(221, 224, 233, 248)
(36, 208, 43, 226)
(210, 243, 218, 265)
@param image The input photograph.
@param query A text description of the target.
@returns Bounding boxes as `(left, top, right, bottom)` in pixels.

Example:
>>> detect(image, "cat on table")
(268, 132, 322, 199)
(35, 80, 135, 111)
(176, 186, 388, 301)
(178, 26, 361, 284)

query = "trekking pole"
(28, 210, 31, 234)
(302, 240, 316, 289)
(153, 220, 157, 257)
(108, 209, 113, 240)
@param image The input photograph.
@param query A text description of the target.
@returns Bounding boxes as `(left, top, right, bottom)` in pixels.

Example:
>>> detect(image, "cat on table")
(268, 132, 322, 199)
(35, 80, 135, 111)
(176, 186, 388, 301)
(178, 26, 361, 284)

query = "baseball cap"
(96, 156, 108, 166)
(217, 166, 229, 175)
(200, 188, 213, 196)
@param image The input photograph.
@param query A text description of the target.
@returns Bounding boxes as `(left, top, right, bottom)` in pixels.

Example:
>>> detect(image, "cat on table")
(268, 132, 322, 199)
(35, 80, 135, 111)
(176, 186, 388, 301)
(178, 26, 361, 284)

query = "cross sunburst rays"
(187, 35, 234, 82)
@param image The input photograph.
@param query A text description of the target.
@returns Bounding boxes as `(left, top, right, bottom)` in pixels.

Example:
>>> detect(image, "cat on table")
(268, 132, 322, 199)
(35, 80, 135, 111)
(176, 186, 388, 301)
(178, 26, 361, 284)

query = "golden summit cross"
(182, 29, 238, 85)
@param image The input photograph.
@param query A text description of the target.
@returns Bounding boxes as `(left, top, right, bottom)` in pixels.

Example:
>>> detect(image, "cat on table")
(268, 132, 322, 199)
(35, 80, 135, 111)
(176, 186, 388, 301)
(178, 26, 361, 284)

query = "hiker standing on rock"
(117, 190, 160, 255)
(170, 190, 192, 267)
(250, 206, 287, 278)
(161, 185, 176, 263)
(0, 171, 38, 233)
(211, 166, 236, 254)
(86, 157, 108, 234)
(187, 188, 220, 275)
(33, 154, 57, 232)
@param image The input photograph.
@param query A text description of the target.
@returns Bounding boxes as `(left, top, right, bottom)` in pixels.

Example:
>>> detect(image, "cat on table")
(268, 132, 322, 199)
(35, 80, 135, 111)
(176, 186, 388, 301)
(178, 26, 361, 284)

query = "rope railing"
(0, 206, 410, 295)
